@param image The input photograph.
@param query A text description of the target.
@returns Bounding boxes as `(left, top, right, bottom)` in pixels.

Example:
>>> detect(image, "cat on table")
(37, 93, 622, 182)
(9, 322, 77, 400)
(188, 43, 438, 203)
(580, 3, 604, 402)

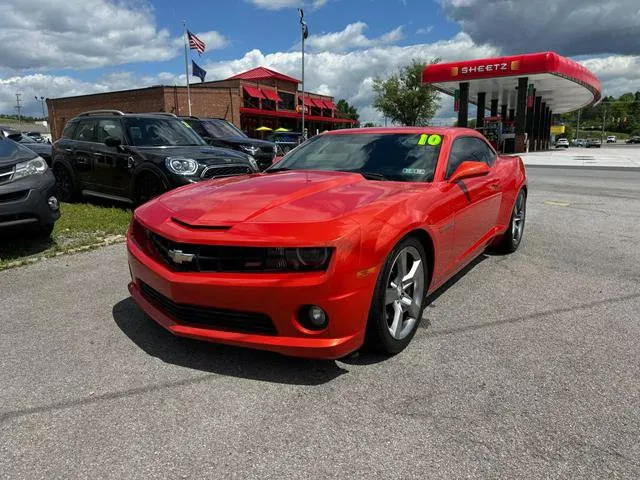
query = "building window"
(279, 92, 295, 111)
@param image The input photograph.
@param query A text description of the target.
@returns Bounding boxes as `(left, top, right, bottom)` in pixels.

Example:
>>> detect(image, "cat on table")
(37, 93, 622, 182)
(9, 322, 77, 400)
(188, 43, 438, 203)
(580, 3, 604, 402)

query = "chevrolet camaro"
(127, 127, 527, 359)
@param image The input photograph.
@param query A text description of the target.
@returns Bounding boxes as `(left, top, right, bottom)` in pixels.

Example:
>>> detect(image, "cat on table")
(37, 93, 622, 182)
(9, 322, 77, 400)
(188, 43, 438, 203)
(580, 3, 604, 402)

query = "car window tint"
(96, 119, 124, 143)
(74, 120, 97, 142)
(446, 137, 495, 178)
(61, 122, 77, 139)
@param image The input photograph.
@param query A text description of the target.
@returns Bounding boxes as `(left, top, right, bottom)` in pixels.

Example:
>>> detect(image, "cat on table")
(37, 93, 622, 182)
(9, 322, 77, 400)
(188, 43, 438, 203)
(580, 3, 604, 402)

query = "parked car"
(0, 138, 60, 237)
(586, 138, 601, 148)
(181, 117, 276, 171)
(555, 138, 569, 148)
(52, 111, 259, 206)
(6, 132, 52, 165)
(127, 127, 527, 359)
(606, 135, 616, 143)
(626, 136, 640, 144)
(574, 138, 587, 147)
(25, 131, 46, 143)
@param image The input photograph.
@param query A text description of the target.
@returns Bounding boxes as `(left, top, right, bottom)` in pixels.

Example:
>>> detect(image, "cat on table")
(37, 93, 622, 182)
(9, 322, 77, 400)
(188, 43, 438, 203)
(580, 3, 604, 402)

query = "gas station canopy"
(422, 51, 601, 114)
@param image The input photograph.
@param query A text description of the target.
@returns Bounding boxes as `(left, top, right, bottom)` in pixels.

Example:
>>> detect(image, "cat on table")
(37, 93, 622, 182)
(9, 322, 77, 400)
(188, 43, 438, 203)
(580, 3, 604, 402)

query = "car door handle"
(64, 148, 73, 153)
(93, 152, 102, 156)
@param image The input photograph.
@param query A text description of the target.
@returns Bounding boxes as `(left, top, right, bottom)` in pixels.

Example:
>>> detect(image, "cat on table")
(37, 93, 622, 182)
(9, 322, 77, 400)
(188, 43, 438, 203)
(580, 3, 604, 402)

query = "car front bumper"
(127, 236, 377, 359)
(0, 170, 60, 229)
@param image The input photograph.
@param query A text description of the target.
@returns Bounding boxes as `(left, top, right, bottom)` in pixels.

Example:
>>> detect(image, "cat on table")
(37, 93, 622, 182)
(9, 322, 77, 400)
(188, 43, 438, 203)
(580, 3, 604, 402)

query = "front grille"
(139, 281, 276, 335)
(201, 164, 252, 179)
(148, 232, 289, 273)
(258, 146, 274, 155)
(0, 189, 29, 204)
(0, 165, 14, 185)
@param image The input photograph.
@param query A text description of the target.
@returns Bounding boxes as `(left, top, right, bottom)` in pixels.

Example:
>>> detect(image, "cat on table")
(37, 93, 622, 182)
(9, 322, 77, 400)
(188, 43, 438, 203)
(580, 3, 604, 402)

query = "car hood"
(157, 170, 416, 226)
(22, 143, 52, 155)
(128, 145, 251, 164)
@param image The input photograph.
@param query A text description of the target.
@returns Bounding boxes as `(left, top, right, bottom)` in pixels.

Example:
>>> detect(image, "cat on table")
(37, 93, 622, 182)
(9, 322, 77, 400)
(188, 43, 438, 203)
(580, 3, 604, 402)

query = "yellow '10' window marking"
(418, 134, 442, 146)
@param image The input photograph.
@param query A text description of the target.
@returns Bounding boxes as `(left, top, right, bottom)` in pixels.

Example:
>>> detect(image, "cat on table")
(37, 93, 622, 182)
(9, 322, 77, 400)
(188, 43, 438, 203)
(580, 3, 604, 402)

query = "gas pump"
(483, 116, 502, 151)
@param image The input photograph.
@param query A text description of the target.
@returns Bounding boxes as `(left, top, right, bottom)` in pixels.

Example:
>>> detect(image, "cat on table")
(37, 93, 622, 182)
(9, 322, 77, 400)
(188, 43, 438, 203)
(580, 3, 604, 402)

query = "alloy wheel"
(384, 246, 424, 340)
(512, 192, 526, 244)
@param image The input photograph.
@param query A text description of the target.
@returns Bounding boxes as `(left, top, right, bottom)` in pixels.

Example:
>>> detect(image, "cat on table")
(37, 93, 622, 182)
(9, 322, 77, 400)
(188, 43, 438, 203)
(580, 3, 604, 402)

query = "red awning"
(301, 96, 315, 107)
(323, 99, 336, 110)
(310, 98, 325, 109)
(261, 88, 282, 102)
(243, 85, 266, 100)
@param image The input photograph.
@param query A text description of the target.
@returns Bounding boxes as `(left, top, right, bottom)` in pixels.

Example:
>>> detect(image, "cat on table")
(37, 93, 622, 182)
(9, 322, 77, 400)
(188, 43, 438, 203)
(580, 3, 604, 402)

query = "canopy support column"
(490, 99, 498, 117)
(476, 92, 486, 130)
(515, 77, 528, 153)
(458, 82, 469, 128)
(500, 104, 507, 121)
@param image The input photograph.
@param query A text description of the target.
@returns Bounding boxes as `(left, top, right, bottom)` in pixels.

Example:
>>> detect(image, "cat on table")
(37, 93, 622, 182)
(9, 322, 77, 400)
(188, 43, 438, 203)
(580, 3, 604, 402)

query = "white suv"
(555, 138, 569, 148)
(606, 135, 616, 143)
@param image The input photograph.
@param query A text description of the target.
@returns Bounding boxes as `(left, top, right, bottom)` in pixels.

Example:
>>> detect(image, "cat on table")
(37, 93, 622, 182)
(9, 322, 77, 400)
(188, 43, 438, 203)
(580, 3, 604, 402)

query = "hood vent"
(171, 217, 232, 231)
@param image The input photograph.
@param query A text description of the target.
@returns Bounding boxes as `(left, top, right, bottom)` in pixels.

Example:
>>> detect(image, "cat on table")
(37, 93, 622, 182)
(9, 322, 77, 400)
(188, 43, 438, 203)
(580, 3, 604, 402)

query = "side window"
(187, 120, 208, 138)
(446, 137, 495, 178)
(73, 120, 97, 142)
(61, 121, 76, 139)
(96, 119, 124, 143)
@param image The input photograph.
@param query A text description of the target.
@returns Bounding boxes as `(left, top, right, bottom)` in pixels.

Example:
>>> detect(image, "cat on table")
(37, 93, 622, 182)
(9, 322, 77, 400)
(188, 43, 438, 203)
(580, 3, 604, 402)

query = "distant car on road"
(52, 111, 259, 206)
(181, 117, 276, 171)
(6, 132, 52, 166)
(555, 138, 569, 148)
(606, 135, 616, 143)
(586, 138, 601, 148)
(574, 139, 586, 147)
(626, 136, 640, 144)
(0, 138, 60, 237)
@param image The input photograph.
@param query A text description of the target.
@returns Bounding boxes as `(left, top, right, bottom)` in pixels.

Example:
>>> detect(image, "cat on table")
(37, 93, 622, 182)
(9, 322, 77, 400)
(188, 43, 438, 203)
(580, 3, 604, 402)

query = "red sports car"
(127, 127, 527, 359)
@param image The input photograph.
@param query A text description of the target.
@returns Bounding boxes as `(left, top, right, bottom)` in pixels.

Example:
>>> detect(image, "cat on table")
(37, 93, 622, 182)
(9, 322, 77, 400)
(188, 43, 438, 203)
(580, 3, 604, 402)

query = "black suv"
(182, 117, 276, 171)
(52, 111, 258, 205)
(0, 138, 60, 237)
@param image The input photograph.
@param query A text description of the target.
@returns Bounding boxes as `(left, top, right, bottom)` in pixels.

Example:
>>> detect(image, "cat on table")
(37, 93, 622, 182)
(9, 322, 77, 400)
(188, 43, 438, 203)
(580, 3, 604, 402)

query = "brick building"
(47, 67, 356, 140)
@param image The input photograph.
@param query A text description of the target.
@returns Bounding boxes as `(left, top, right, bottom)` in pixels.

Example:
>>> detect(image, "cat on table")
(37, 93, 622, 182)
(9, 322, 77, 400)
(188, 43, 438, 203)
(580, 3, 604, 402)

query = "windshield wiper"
(336, 169, 388, 181)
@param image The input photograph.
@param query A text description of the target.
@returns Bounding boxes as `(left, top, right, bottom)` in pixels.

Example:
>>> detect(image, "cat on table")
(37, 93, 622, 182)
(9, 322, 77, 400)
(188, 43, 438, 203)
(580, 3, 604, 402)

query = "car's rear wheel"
(365, 236, 428, 355)
(134, 172, 166, 206)
(495, 189, 526, 253)
(53, 164, 76, 202)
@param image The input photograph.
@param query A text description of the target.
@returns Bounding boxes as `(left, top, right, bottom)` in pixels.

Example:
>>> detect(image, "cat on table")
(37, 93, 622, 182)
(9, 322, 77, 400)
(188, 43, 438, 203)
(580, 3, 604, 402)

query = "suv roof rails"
(77, 110, 124, 117)
(145, 112, 178, 118)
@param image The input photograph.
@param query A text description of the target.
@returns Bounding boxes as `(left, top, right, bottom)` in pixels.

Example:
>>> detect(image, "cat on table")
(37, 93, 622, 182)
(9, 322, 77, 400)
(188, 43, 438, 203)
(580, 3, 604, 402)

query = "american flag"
(187, 30, 206, 55)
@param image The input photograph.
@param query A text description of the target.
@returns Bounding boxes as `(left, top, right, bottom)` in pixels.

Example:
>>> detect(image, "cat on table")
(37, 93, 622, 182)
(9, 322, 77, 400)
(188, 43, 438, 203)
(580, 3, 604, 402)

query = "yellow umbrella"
(256, 126, 273, 132)
(275, 127, 290, 132)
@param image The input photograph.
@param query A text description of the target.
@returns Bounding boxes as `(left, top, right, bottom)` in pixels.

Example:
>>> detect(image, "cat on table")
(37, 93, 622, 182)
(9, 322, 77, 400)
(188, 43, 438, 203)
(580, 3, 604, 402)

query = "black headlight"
(265, 247, 333, 271)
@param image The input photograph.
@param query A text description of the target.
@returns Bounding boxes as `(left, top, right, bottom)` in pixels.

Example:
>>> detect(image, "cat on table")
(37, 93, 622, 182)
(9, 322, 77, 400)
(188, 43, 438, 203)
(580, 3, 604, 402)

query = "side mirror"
(104, 136, 121, 148)
(448, 161, 490, 183)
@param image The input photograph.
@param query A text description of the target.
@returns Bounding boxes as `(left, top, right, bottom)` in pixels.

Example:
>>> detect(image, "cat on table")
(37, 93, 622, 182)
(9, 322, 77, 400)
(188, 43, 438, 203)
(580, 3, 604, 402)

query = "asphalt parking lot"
(1, 167, 639, 479)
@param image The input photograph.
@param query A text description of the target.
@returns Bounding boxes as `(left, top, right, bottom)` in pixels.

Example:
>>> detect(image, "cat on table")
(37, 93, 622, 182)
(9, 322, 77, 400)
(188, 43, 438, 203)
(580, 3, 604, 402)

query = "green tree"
(372, 59, 440, 126)
(336, 99, 360, 123)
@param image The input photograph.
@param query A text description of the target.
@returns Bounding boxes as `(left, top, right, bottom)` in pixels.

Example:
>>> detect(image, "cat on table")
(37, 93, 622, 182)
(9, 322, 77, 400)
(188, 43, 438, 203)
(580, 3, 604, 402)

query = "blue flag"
(192, 60, 207, 82)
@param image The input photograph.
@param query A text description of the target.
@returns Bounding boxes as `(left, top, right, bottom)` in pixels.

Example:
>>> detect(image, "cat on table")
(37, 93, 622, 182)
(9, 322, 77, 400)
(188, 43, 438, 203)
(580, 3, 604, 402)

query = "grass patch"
(0, 202, 132, 270)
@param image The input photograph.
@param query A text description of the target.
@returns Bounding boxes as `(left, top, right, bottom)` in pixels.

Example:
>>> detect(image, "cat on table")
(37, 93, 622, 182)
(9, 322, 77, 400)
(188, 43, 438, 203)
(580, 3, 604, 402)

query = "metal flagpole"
(183, 21, 192, 116)
(299, 9, 306, 140)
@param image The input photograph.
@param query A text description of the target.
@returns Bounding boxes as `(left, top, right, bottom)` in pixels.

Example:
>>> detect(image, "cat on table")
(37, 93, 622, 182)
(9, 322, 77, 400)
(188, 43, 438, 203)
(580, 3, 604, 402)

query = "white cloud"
(0, 0, 227, 71)
(578, 55, 640, 97)
(248, 0, 327, 10)
(416, 26, 433, 35)
(305, 22, 403, 52)
(441, 0, 640, 56)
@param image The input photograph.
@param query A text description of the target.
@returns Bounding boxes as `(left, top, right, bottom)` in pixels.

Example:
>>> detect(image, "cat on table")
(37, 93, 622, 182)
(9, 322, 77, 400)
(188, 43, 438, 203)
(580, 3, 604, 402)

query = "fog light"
(48, 196, 59, 211)
(299, 305, 328, 330)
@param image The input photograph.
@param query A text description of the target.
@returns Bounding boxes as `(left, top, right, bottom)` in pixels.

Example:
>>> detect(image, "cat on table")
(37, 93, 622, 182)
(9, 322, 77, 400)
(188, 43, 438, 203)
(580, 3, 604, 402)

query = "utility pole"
(576, 108, 581, 141)
(15, 93, 22, 126)
(299, 9, 308, 140)
(600, 103, 606, 143)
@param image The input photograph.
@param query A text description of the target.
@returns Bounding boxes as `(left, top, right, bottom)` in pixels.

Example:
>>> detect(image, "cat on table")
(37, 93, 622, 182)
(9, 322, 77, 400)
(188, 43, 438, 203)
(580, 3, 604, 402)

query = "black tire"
(134, 172, 167, 207)
(365, 236, 428, 355)
(34, 223, 54, 239)
(53, 164, 77, 202)
(495, 189, 526, 254)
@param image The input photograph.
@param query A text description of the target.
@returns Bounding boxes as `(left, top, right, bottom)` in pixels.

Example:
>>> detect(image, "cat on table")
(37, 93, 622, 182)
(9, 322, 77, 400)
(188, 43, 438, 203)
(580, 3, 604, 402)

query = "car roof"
(323, 126, 482, 137)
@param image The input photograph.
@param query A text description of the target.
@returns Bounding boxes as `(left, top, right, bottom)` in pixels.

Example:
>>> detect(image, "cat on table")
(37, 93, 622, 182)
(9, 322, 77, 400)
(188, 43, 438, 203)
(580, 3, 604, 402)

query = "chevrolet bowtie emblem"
(168, 249, 195, 264)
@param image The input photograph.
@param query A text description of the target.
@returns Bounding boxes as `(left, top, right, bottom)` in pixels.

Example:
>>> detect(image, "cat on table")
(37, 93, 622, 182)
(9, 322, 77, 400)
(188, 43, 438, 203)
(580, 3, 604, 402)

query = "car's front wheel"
(134, 172, 166, 206)
(365, 236, 428, 355)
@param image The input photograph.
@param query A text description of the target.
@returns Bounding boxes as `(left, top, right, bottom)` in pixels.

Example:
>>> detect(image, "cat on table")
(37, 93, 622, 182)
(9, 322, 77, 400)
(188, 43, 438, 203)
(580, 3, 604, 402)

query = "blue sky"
(1, 0, 638, 122)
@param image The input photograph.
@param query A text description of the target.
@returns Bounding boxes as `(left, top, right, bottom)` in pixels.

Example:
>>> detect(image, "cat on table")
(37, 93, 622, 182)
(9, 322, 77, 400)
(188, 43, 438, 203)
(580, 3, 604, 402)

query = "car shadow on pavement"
(112, 297, 348, 386)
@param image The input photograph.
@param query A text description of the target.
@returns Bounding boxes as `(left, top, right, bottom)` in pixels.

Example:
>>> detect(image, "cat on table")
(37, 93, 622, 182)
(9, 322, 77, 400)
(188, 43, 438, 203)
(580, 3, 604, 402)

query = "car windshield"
(270, 133, 443, 182)
(8, 133, 36, 143)
(200, 119, 247, 138)
(124, 117, 206, 147)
